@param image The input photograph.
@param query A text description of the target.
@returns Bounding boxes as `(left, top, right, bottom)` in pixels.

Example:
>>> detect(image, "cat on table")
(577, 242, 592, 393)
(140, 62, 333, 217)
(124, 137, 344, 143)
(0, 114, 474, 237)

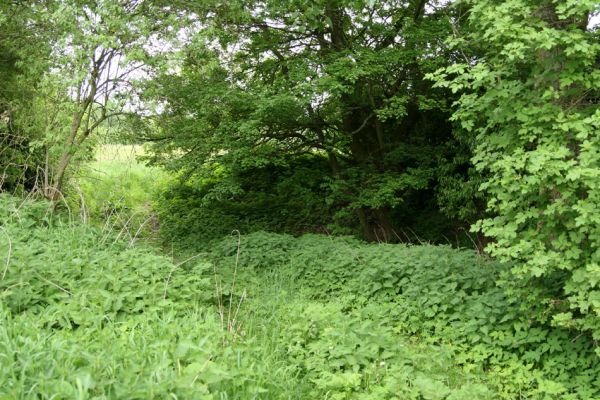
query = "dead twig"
(0, 226, 12, 280)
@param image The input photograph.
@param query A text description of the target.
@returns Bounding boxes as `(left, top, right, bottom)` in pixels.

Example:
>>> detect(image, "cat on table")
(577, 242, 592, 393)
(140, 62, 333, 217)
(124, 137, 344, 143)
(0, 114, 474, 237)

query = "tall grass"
(71, 144, 171, 242)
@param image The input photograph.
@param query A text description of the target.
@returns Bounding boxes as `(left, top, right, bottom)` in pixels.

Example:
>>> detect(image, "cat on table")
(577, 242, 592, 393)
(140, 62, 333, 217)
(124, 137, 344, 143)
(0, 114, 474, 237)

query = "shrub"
(431, 0, 600, 349)
(156, 156, 333, 248)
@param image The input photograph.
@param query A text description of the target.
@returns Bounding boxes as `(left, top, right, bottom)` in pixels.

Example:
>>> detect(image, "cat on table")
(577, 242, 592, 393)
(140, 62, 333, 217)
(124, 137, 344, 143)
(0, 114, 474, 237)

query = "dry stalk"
(128, 213, 157, 247)
(213, 230, 247, 344)
(0, 226, 12, 280)
(34, 272, 72, 295)
(73, 184, 88, 224)
(227, 230, 242, 335)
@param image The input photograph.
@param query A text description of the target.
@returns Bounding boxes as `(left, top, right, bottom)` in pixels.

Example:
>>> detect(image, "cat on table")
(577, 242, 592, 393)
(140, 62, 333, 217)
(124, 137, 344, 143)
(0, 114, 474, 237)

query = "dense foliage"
(0, 1, 50, 192)
(213, 232, 600, 398)
(2, 0, 600, 398)
(432, 0, 600, 346)
(157, 155, 334, 244)
(144, 0, 478, 242)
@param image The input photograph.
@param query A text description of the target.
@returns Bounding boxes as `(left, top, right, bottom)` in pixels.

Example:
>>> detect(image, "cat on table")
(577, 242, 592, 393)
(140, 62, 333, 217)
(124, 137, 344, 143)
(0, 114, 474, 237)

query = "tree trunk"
(49, 109, 85, 201)
(356, 207, 377, 242)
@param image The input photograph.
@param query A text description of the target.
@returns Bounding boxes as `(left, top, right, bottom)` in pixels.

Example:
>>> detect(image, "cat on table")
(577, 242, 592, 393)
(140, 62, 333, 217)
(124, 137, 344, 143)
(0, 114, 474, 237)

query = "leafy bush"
(156, 156, 333, 248)
(0, 21, 47, 194)
(431, 0, 600, 349)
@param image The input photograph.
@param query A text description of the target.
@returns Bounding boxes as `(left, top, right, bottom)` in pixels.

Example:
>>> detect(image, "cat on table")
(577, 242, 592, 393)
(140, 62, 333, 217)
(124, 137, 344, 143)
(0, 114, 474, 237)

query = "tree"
(147, 0, 468, 241)
(0, 1, 52, 192)
(0, 0, 179, 200)
(433, 0, 600, 341)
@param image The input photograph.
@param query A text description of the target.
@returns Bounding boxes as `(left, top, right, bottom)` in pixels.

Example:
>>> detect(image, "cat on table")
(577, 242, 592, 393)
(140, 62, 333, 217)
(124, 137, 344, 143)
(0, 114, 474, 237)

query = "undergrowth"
(1, 194, 599, 399)
(208, 232, 600, 399)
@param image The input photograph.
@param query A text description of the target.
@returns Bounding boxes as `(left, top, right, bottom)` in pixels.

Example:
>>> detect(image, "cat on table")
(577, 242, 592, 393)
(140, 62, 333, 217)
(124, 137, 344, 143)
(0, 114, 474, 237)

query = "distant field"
(72, 144, 171, 238)
(94, 143, 145, 163)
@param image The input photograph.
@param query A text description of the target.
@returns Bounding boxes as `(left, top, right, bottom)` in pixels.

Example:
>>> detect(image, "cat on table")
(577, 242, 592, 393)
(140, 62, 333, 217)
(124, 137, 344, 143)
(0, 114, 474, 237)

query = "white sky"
(590, 12, 600, 30)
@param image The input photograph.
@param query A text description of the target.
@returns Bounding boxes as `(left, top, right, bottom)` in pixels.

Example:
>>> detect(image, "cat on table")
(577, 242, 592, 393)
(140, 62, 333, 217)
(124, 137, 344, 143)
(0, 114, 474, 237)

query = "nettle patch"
(212, 232, 600, 399)
(2, 196, 600, 399)
(0, 196, 297, 398)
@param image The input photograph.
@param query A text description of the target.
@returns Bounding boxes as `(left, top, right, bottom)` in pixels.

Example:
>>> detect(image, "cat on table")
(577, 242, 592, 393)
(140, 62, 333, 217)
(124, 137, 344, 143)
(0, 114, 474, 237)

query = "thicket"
(0, 0, 178, 200)
(1, 1, 598, 249)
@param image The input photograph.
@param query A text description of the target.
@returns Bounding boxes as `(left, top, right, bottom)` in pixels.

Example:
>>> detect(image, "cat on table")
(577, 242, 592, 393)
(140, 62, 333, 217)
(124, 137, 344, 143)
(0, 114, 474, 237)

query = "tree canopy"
(145, 0, 478, 242)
